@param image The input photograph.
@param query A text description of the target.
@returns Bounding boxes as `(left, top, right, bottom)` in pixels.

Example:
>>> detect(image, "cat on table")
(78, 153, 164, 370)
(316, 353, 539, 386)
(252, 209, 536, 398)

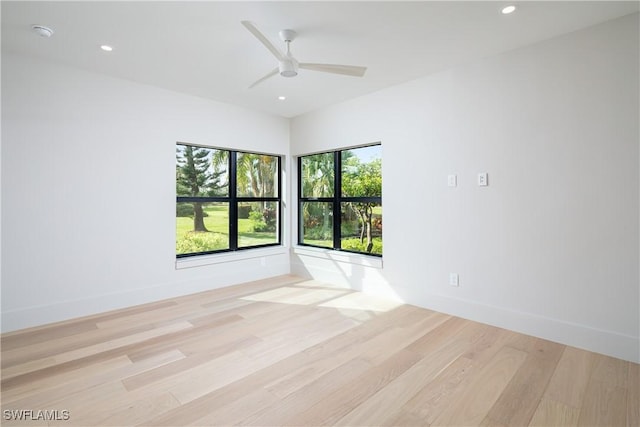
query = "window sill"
(176, 246, 288, 270)
(292, 246, 383, 269)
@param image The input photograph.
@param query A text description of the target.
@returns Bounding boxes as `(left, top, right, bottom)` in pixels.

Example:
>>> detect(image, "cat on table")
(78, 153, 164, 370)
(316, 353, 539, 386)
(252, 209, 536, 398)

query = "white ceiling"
(2, 1, 638, 118)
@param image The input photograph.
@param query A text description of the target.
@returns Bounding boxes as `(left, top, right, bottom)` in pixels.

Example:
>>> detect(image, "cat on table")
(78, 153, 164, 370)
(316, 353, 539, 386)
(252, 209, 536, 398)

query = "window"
(176, 143, 281, 257)
(299, 144, 382, 256)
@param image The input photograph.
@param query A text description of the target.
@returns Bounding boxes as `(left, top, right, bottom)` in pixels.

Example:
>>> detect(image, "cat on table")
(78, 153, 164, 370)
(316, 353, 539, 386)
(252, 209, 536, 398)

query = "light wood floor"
(1, 274, 637, 426)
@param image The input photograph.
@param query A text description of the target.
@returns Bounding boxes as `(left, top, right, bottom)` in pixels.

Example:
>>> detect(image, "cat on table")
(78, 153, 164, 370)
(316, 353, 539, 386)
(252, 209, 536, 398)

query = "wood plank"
(241, 357, 373, 426)
(5, 350, 184, 410)
(90, 392, 181, 426)
(2, 321, 201, 390)
(0, 320, 98, 352)
(155, 351, 257, 404)
(122, 335, 260, 391)
(1, 321, 192, 381)
(543, 346, 597, 408)
(404, 326, 516, 426)
(384, 410, 428, 427)
(590, 353, 629, 388)
(396, 313, 461, 349)
(401, 355, 474, 421)
(2, 322, 157, 369)
(528, 398, 580, 427)
(1, 355, 133, 405)
(259, 309, 439, 402)
(187, 387, 279, 426)
(430, 345, 528, 426)
(124, 314, 246, 362)
(483, 339, 565, 426)
(577, 380, 627, 426)
(334, 337, 471, 426)
(283, 349, 423, 427)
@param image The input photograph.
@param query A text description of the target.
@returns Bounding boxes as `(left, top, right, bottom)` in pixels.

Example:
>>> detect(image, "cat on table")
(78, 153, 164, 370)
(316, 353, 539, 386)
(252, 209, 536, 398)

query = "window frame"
(298, 143, 382, 257)
(176, 143, 282, 258)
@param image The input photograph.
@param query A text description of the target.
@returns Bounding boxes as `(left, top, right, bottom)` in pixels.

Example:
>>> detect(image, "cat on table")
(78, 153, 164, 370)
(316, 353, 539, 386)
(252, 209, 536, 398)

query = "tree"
(236, 153, 278, 230)
(301, 153, 334, 239)
(237, 153, 277, 202)
(176, 145, 213, 232)
(302, 152, 334, 198)
(342, 156, 382, 253)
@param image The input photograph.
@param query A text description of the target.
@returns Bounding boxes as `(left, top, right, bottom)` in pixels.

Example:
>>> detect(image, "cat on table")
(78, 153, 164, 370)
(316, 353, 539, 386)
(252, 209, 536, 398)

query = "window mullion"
(229, 151, 238, 250)
(333, 150, 342, 250)
(298, 156, 303, 245)
(277, 155, 283, 246)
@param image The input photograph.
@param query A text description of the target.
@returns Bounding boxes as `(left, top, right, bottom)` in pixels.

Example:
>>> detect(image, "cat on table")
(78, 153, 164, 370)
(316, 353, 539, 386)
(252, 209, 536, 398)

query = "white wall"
(1, 53, 290, 331)
(291, 14, 639, 362)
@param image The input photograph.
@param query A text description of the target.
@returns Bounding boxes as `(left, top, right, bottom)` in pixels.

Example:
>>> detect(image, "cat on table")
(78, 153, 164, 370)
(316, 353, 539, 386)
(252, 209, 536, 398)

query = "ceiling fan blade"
(241, 21, 286, 62)
(299, 63, 367, 77)
(249, 68, 279, 89)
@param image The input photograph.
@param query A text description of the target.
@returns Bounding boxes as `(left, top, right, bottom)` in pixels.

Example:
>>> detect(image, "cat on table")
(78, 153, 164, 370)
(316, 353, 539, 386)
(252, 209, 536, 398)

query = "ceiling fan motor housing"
(279, 58, 298, 77)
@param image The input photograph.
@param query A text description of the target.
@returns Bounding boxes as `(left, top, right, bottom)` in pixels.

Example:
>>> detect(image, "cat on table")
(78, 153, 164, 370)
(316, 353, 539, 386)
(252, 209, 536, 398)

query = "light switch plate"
(448, 174, 457, 187)
(449, 273, 459, 287)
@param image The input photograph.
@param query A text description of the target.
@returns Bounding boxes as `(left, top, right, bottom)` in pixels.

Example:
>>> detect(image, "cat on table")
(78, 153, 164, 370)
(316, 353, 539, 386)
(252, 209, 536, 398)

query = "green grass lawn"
(176, 204, 276, 254)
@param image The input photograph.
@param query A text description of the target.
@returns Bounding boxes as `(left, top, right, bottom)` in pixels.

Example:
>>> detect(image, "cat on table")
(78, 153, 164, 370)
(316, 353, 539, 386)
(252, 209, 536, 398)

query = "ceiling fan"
(241, 21, 367, 89)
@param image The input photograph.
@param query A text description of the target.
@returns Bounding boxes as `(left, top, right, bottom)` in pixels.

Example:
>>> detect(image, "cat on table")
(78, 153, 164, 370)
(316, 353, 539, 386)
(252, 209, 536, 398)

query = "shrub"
(176, 231, 227, 254)
(340, 221, 358, 237)
(305, 228, 332, 240)
(238, 204, 252, 219)
(249, 211, 266, 231)
(341, 237, 383, 255)
(249, 208, 277, 232)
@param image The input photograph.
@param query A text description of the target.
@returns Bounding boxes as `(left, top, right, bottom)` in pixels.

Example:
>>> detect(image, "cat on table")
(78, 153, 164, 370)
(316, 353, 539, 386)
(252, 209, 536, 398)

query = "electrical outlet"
(478, 173, 488, 186)
(449, 273, 459, 287)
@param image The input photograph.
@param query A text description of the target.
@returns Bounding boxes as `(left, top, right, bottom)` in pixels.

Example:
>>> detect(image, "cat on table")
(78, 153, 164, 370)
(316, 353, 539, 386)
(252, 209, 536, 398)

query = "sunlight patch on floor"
(241, 286, 350, 306)
(318, 291, 402, 313)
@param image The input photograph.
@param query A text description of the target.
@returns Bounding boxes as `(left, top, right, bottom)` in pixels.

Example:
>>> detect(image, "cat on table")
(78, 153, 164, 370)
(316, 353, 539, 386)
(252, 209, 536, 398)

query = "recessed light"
(501, 5, 516, 14)
(100, 45, 113, 52)
(32, 25, 54, 38)
(278, 96, 286, 101)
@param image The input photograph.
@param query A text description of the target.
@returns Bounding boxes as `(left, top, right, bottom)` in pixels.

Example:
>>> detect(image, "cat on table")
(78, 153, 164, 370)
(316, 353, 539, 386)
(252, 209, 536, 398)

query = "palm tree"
(210, 149, 230, 196)
(237, 153, 277, 201)
(302, 153, 335, 240)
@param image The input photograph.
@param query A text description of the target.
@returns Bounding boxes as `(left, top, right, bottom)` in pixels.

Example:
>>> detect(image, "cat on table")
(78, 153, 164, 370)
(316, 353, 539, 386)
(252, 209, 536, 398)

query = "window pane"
(341, 145, 382, 197)
(301, 202, 333, 248)
(238, 201, 279, 248)
(237, 153, 279, 198)
(341, 202, 382, 255)
(301, 153, 334, 198)
(176, 202, 229, 254)
(176, 145, 229, 197)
